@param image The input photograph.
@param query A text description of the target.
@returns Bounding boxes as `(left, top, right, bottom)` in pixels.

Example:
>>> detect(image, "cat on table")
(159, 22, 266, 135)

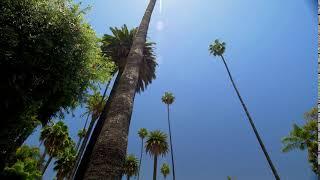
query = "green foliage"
(209, 39, 226, 56)
(3, 145, 41, 179)
(281, 107, 318, 174)
(84, 91, 107, 121)
(101, 24, 157, 93)
(40, 121, 71, 157)
(0, 0, 115, 166)
(54, 143, 76, 179)
(160, 163, 170, 178)
(161, 92, 175, 105)
(138, 128, 148, 139)
(145, 130, 169, 157)
(123, 154, 139, 178)
(77, 129, 87, 139)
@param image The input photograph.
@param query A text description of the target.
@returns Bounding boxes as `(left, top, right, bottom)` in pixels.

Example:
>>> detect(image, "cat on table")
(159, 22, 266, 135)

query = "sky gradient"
(25, 0, 318, 179)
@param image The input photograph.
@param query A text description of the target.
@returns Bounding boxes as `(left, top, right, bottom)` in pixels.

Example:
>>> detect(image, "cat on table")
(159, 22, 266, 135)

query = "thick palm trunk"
(75, 1, 157, 179)
(220, 55, 280, 180)
(153, 155, 158, 180)
(137, 138, 144, 180)
(42, 156, 53, 175)
(167, 105, 176, 180)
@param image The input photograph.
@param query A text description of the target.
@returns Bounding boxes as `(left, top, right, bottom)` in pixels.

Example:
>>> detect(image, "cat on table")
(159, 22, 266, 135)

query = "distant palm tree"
(161, 92, 176, 180)
(54, 139, 76, 180)
(39, 121, 70, 175)
(160, 163, 170, 180)
(137, 128, 148, 180)
(282, 107, 318, 174)
(123, 154, 139, 180)
(146, 130, 169, 180)
(78, 0, 158, 178)
(76, 129, 86, 151)
(209, 39, 280, 180)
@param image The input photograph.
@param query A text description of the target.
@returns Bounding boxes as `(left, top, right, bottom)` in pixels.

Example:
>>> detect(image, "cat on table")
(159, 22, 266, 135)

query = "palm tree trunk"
(42, 156, 53, 175)
(127, 175, 130, 180)
(220, 55, 280, 180)
(137, 138, 144, 180)
(153, 155, 158, 180)
(167, 104, 176, 180)
(76, 1, 157, 179)
(38, 151, 46, 170)
(76, 137, 83, 151)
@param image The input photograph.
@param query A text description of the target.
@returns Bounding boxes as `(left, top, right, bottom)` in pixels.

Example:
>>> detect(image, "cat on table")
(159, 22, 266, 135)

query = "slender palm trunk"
(220, 55, 280, 180)
(167, 104, 176, 180)
(42, 156, 53, 175)
(137, 138, 144, 180)
(76, 1, 157, 179)
(76, 137, 83, 151)
(38, 151, 46, 170)
(153, 155, 158, 180)
(127, 175, 130, 180)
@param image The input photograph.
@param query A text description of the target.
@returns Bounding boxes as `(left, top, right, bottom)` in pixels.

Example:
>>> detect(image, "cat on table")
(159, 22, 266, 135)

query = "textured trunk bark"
(167, 105, 176, 180)
(70, 75, 118, 179)
(42, 156, 53, 175)
(76, 0, 157, 179)
(153, 155, 157, 180)
(220, 55, 280, 180)
(137, 138, 143, 180)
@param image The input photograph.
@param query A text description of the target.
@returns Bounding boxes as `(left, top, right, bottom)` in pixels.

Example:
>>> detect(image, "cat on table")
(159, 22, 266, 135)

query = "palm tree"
(146, 130, 169, 180)
(209, 39, 280, 180)
(123, 154, 139, 180)
(54, 139, 76, 180)
(76, 129, 86, 151)
(161, 92, 176, 180)
(77, 0, 158, 179)
(160, 163, 170, 180)
(282, 107, 318, 174)
(137, 128, 148, 180)
(39, 121, 70, 175)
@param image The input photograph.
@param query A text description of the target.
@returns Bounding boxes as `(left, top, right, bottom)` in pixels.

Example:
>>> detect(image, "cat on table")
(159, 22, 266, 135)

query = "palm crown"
(101, 24, 157, 93)
(123, 154, 139, 177)
(160, 163, 170, 178)
(77, 129, 87, 139)
(161, 92, 175, 105)
(209, 39, 226, 56)
(85, 91, 106, 120)
(40, 121, 71, 156)
(54, 144, 76, 179)
(145, 130, 169, 157)
(138, 128, 148, 139)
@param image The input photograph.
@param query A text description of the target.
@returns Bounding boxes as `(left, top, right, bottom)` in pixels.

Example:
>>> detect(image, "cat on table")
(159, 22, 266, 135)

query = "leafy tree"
(146, 130, 169, 180)
(209, 39, 280, 180)
(161, 92, 176, 180)
(3, 145, 41, 179)
(137, 128, 148, 180)
(54, 143, 77, 180)
(282, 107, 318, 174)
(75, 0, 158, 178)
(123, 154, 139, 180)
(39, 121, 71, 174)
(0, 0, 115, 169)
(160, 163, 170, 180)
(76, 129, 87, 151)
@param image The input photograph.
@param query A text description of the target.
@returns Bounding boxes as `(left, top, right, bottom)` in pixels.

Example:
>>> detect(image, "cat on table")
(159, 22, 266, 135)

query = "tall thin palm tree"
(160, 163, 170, 180)
(123, 154, 139, 180)
(161, 92, 176, 180)
(209, 39, 280, 180)
(76, 129, 86, 151)
(137, 128, 148, 180)
(39, 121, 70, 175)
(146, 130, 169, 180)
(77, 0, 158, 179)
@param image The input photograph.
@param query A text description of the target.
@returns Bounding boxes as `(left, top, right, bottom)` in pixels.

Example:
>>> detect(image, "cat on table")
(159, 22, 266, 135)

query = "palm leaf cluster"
(160, 163, 170, 179)
(123, 154, 139, 179)
(146, 131, 169, 157)
(54, 147, 77, 180)
(209, 39, 226, 56)
(101, 24, 157, 93)
(161, 92, 175, 105)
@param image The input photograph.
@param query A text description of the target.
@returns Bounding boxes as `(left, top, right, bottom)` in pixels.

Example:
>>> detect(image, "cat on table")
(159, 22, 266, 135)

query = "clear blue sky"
(26, 0, 318, 179)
